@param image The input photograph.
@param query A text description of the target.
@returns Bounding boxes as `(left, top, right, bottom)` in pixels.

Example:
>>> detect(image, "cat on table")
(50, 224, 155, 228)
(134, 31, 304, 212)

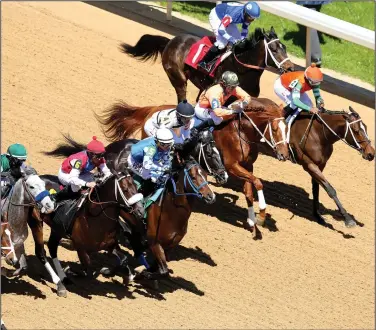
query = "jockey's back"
(280, 71, 313, 93)
(215, 2, 246, 23)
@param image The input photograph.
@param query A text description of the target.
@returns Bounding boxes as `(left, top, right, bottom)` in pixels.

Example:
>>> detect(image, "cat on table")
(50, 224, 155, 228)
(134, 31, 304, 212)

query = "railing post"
(166, 0, 172, 22)
(305, 26, 311, 67)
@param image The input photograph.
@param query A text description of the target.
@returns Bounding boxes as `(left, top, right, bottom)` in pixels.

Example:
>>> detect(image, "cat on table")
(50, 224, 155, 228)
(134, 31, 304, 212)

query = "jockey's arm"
(142, 146, 164, 173)
(240, 22, 250, 39)
(98, 162, 111, 178)
(291, 82, 311, 112)
(234, 86, 252, 105)
(312, 86, 324, 106)
(218, 15, 237, 44)
(67, 168, 88, 188)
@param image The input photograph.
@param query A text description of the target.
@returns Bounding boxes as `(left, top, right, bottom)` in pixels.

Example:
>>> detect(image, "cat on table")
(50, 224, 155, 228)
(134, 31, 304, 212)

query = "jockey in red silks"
(58, 136, 111, 193)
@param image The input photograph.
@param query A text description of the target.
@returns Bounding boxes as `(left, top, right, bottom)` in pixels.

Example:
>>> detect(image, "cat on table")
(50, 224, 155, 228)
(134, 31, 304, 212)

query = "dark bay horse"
(18, 138, 146, 297)
(97, 98, 289, 230)
(104, 139, 216, 280)
(257, 106, 374, 227)
(120, 27, 294, 102)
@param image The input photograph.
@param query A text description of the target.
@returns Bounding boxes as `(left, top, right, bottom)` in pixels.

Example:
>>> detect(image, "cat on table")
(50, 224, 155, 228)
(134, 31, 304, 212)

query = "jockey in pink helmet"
(58, 136, 111, 194)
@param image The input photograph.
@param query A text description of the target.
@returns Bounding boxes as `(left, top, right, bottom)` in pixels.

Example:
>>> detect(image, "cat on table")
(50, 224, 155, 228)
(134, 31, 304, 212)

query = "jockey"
(57, 136, 111, 197)
(1, 143, 28, 198)
(127, 128, 174, 188)
(198, 1, 261, 71)
(144, 100, 195, 144)
(274, 63, 324, 129)
(195, 71, 251, 125)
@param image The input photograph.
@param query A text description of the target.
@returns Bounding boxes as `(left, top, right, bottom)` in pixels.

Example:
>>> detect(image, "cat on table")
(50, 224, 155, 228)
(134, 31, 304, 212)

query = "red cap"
(87, 136, 105, 154)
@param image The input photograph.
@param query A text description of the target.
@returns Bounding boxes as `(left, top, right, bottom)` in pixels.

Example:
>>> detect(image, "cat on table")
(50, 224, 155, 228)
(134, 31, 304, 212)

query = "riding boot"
(194, 118, 215, 132)
(52, 185, 80, 203)
(197, 45, 220, 72)
(283, 105, 295, 118)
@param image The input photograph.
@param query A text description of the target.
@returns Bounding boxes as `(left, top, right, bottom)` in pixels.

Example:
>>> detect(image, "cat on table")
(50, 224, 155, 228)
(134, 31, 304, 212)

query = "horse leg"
(165, 68, 187, 103)
(28, 217, 67, 297)
(304, 162, 356, 227)
(76, 248, 95, 278)
(228, 162, 266, 228)
(146, 242, 169, 279)
(47, 230, 73, 287)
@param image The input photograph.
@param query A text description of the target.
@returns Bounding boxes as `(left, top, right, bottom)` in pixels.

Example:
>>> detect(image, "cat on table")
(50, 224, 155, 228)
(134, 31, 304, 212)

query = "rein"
(316, 112, 371, 152)
(233, 38, 290, 71)
(170, 163, 210, 199)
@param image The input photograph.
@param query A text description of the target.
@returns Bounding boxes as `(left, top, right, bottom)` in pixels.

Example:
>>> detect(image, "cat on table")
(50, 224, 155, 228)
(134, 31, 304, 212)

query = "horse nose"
(367, 153, 374, 161)
(206, 193, 216, 204)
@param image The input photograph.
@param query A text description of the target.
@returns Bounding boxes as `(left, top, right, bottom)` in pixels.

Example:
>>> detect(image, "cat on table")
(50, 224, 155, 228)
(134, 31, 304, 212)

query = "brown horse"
(257, 106, 374, 228)
(15, 137, 146, 297)
(97, 98, 289, 230)
(104, 139, 216, 280)
(120, 27, 294, 103)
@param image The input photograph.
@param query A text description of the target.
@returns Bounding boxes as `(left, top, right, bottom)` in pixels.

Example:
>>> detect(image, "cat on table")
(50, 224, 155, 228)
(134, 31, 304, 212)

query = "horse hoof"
(243, 219, 255, 232)
(100, 267, 115, 277)
(345, 218, 356, 228)
(123, 273, 135, 286)
(57, 282, 67, 297)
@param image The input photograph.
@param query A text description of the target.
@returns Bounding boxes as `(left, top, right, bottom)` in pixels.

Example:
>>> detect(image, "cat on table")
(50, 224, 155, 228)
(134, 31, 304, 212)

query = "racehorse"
(0, 173, 55, 277)
(97, 97, 289, 230)
(256, 106, 374, 227)
(104, 138, 216, 280)
(23, 138, 145, 296)
(120, 27, 294, 103)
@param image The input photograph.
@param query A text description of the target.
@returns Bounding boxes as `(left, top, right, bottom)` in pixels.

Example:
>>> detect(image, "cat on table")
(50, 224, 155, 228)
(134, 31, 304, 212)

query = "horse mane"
(43, 134, 86, 158)
(244, 98, 284, 121)
(96, 101, 172, 142)
(242, 27, 277, 50)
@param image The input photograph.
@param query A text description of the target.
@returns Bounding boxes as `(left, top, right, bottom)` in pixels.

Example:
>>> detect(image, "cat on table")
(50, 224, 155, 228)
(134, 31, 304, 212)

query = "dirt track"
(1, 2, 375, 329)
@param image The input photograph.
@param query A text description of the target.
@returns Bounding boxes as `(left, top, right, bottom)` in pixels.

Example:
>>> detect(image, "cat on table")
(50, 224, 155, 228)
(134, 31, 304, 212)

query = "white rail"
(166, 0, 375, 66)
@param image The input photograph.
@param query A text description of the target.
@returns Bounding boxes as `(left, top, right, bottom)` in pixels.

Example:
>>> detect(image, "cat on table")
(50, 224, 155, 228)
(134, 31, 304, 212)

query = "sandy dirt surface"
(1, 2, 374, 329)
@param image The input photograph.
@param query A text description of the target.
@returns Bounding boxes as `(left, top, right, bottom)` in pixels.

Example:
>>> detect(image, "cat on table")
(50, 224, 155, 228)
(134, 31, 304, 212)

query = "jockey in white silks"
(144, 100, 196, 144)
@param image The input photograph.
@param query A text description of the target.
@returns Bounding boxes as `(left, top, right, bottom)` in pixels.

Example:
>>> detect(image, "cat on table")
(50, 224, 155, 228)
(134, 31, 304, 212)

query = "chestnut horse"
(97, 98, 289, 230)
(257, 106, 375, 228)
(104, 138, 216, 279)
(120, 27, 294, 103)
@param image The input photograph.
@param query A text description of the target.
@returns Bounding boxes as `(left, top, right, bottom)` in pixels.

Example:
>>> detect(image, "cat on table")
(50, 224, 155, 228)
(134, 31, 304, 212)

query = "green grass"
(159, 1, 375, 85)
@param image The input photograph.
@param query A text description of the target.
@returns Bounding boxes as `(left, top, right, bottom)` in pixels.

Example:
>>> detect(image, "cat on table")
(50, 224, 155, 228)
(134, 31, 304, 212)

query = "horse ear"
(349, 106, 359, 117)
(271, 26, 275, 33)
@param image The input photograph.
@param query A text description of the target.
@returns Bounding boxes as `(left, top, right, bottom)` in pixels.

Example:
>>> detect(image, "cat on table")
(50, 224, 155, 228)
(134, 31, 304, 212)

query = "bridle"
(233, 38, 290, 72)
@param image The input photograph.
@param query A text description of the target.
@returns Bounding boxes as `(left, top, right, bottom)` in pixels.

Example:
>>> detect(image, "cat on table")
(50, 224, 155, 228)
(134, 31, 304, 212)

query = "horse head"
(243, 99, 290, 161)
(344, 106, 374, 161)
(24, 174, 55, 214)
(172, 154, 216, 204)
(107, 169, 145, 221)
(194, 129, 228, 185)
(236, 27, 294, 73)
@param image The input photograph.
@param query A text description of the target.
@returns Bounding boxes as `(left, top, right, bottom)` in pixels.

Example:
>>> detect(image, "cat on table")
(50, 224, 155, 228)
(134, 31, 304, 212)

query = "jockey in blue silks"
(198, 1, 261, 72)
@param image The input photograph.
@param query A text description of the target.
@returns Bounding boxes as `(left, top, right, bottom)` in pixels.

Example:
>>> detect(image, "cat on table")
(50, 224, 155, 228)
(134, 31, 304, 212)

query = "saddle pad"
(185, 36, 228, 77)
(50, 200, 78, 237)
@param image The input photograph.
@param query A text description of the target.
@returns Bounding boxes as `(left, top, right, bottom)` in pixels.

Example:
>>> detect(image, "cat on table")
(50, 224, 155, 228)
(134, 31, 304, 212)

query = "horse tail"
(43, 134, 86, 158)
(96, 102, 158, 142)
(119, 34, 170, 62)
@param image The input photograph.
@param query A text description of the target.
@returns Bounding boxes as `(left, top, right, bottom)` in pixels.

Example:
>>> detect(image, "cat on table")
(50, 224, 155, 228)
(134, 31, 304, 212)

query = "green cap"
(7, 143, 27, 160)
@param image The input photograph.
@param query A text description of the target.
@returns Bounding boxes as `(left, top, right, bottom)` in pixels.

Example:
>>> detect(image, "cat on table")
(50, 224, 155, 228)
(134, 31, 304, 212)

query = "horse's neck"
(237, 41, 265, 67)
(241, 113, 269, 137)
(95, 179, 116, 203)
(7, 180, 29, 245)
(319, 113, 347, 143)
